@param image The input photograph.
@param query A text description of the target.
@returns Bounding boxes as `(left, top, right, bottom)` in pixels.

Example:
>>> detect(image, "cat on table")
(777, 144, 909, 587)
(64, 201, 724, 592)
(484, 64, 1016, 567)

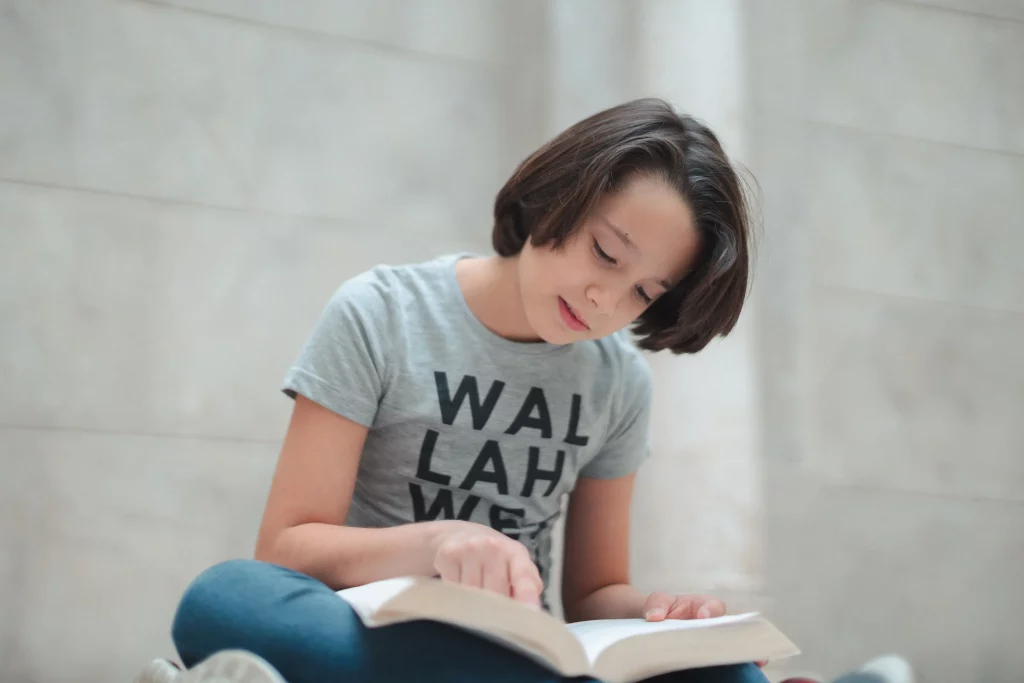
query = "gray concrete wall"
(747, 1, 1024, 680)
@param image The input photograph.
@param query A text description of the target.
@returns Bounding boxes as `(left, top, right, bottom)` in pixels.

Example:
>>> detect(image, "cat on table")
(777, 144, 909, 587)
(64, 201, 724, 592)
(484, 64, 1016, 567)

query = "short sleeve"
(281, 271, 395, 427)
(579, 351, 654, 479)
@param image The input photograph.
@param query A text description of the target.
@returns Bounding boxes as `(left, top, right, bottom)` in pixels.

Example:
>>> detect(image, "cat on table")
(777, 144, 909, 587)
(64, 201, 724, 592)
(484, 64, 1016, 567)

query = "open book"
(337, 577, 799, 683)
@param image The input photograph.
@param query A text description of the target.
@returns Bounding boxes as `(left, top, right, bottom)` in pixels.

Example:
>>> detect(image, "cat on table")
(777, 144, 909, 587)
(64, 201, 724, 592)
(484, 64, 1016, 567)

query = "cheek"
(560, 242, 597, 280)
(533, 245, 584, 287)
(521, 249, 564, 306)
(606, 306, 643, 332)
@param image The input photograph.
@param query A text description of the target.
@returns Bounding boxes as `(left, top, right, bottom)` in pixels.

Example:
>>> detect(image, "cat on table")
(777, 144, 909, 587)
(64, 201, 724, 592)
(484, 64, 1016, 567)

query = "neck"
(456, 255, 542, 343)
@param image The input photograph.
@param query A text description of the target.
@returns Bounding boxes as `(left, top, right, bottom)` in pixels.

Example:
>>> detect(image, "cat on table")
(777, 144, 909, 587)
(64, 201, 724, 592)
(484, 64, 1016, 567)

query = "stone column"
(520, 0, 764, 614)
(628, 0, 763, 603)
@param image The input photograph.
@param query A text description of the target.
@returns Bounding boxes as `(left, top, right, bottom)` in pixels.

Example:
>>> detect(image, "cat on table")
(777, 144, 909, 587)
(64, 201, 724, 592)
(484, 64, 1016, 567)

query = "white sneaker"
(831, 654, 915, 683)
(134, 651, 287, 683)
(858, 655, 915, 683)
(134, 659, 182, 683)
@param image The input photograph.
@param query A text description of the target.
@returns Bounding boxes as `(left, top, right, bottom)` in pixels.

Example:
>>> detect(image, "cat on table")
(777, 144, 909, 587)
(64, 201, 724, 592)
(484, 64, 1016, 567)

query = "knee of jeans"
(731, 663, 770, 683)
(185, 558, 260, 601)
(684, 663, 770, 683)
(171, 559, 259, 641)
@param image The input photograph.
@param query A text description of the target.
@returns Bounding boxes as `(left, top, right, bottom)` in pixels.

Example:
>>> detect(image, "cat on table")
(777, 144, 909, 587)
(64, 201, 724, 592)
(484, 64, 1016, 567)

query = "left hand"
(642, 592, 767, 669)
(642, 591, 726, 621)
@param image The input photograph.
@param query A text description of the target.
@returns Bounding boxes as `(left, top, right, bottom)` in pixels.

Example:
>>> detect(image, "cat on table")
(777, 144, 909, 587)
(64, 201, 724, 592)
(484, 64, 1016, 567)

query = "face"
(517, 175, 700, 345)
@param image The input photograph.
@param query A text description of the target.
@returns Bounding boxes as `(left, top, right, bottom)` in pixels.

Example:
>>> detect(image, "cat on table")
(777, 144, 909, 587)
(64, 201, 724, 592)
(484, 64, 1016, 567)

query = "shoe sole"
(183, 650, 287, 683)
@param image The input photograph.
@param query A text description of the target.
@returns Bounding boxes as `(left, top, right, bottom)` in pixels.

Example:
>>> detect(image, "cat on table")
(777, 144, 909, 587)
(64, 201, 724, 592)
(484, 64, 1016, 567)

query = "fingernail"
(645, 608, 666, 620)
(697, 606, 710, 618)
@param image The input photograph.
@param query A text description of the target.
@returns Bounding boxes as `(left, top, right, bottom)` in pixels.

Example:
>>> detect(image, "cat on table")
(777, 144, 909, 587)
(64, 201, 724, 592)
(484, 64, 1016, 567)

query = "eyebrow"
(601, 215, 636, 251)
(600, 215, 674, 291)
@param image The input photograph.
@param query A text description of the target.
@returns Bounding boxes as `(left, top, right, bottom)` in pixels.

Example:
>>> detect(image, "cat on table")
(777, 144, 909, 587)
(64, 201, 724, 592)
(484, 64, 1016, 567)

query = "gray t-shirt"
(282, 253, 653, 608)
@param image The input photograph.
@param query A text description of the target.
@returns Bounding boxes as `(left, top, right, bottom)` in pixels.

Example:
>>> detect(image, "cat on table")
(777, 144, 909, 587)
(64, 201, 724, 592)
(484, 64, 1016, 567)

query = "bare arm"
(560, 473, 649, 621)
(561, 473, 728, 623)
(254, 395, 543, 608)
(254, 395, 452, 589)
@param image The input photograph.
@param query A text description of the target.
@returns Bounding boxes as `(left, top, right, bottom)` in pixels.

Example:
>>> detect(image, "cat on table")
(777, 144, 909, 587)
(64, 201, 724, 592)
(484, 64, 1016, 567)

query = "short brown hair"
(492, 98, 755, 355)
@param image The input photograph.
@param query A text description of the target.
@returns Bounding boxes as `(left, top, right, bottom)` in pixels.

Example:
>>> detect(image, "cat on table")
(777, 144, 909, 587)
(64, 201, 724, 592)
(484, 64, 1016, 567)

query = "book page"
(336, 577, 419, 625)
(568, 613, 759, 665)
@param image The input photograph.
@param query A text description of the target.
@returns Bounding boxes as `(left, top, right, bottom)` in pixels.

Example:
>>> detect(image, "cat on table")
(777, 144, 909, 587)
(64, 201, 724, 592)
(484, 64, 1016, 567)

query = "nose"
(584, 283, 619, 317)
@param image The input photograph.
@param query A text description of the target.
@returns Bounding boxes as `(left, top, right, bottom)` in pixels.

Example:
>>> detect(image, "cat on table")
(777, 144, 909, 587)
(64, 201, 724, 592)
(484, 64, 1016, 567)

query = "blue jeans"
(171, 559, 768, 683)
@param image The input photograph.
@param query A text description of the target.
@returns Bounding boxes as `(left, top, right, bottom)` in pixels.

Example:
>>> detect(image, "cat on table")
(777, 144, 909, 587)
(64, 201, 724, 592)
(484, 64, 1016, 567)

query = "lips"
(558, 297, 589, 331)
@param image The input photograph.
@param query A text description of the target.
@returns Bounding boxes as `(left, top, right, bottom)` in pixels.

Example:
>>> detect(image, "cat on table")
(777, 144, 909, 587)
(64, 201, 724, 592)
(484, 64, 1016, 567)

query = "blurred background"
(1, 0, 1022, 681)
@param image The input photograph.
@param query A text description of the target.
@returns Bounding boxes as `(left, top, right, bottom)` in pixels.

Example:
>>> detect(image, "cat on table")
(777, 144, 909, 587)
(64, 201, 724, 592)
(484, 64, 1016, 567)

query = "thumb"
(643, 592, 674, 621)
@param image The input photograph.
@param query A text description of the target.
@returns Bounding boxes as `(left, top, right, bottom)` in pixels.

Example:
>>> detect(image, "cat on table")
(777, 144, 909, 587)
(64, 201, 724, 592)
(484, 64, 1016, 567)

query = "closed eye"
(635, 285, 653, 305)
(592, 239, 616, 265)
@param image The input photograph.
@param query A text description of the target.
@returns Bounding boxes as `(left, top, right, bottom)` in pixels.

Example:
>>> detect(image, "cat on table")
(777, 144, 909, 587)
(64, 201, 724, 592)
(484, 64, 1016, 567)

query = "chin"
(543, 330, 578, 345)
(541, 318, 594, 345)
(523, 309, 570, 345)
(531, 322, 570, 345)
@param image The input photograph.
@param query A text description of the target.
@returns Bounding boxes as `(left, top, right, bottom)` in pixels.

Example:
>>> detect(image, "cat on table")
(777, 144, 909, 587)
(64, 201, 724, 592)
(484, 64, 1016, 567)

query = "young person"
(136, 98, 769, 683)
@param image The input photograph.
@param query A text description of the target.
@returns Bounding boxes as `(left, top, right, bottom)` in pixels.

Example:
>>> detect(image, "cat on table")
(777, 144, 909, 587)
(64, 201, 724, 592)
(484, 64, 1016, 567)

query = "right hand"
(431, 521, 544, 609)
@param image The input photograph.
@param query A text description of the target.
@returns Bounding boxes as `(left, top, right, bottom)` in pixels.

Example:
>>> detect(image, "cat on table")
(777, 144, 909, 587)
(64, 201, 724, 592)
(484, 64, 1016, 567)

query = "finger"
(460, 547, 483, 589)
(482, 550, 512, 598)
(665, 596, 695, 620)
(694, 598, 726, 619)
(435, 551, 459, 584)
(509, 552, 542, 606)
(643, 592, 675, 621)
(509, 551, 543, 610)
(755, 661, 768, 669)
